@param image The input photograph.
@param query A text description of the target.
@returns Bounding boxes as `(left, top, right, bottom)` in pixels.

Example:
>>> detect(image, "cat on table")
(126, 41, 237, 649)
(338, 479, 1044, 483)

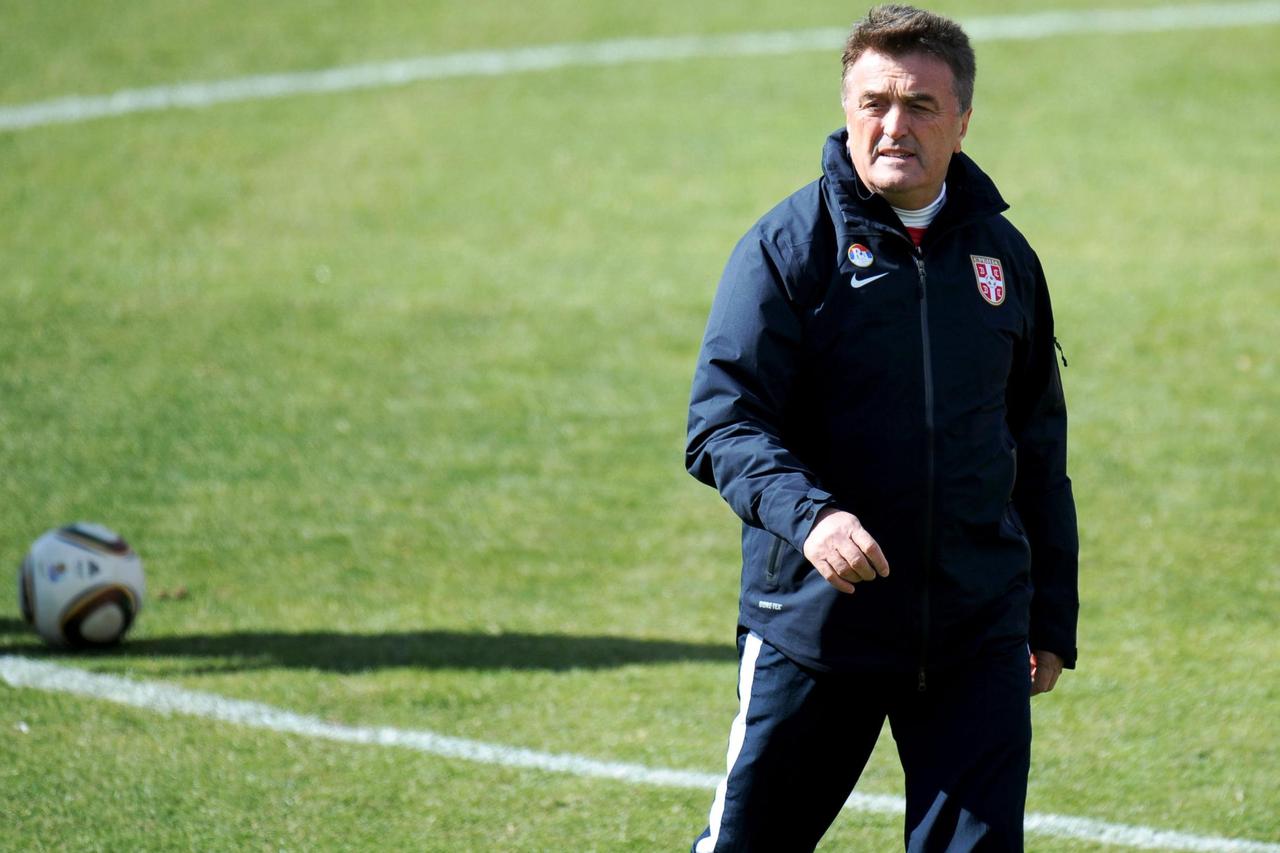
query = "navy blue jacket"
(687, 129, 1078, 675)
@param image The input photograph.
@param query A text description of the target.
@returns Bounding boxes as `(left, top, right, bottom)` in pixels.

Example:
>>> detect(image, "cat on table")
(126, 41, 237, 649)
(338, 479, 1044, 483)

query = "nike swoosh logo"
(850, 272, 889, 289)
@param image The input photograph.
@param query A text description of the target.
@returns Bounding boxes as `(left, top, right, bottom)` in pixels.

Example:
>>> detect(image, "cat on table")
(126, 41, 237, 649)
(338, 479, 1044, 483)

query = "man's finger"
(817, 558, 856, 594)
(1032, 671, 1055, 695)
(832, 538, 876, 582)
(852, 531, 890, 578)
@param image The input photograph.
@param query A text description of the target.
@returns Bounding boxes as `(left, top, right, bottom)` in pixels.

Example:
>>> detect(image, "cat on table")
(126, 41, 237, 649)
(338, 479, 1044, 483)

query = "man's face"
(842, 49, 971, 210)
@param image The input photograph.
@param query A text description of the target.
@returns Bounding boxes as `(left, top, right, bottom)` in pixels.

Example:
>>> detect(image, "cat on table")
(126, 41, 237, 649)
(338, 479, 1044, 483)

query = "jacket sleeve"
(685, 225, 835, 554)
(1008, 251, 1080, 668)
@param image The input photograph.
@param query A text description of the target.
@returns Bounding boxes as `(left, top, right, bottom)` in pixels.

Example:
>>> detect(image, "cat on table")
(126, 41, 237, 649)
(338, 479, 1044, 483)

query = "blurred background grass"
(1, 1, 1277, 849)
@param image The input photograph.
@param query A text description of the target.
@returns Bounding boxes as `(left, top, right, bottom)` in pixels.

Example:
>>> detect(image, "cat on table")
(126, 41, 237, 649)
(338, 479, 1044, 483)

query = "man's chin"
(868, 166, 923, 191)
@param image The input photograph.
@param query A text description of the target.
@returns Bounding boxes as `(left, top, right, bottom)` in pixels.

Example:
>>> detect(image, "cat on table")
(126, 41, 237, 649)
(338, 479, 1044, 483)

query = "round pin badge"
(848, 243, 874, 268)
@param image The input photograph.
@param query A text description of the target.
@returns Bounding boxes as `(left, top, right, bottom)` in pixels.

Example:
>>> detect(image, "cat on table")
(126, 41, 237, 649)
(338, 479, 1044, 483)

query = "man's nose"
(882, 104, 910, 139)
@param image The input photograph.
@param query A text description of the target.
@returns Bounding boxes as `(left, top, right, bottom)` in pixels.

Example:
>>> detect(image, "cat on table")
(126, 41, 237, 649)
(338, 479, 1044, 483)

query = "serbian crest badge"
(971, 255, 1006, 306)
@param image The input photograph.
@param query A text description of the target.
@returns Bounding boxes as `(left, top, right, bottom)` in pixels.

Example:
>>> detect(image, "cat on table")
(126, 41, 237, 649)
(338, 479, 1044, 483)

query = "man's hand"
(1030, 649, 1064, 695)
(802, 508, 890, 594)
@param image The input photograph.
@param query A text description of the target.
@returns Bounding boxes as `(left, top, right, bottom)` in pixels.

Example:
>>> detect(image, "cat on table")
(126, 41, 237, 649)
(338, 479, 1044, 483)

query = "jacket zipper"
(764, 535, 783, 589)
(841, 211, 964, 692)
(914, 251, 935, 693)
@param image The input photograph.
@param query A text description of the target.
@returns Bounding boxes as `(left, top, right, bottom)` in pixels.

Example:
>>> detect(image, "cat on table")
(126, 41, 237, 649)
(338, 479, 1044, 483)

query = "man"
(685, 5, 1079, 851)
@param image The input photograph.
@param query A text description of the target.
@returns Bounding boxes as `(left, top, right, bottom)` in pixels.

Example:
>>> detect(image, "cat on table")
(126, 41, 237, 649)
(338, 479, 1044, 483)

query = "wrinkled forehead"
(842, 49, 959, 103)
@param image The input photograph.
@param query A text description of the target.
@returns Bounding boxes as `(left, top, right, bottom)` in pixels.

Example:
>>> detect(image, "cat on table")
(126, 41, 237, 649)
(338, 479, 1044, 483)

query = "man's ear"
(955, 108, 973, 152)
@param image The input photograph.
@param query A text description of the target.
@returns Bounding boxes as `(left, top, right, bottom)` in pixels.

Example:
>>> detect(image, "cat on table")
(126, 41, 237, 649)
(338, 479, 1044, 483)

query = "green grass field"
(2, 1, 1278, 849)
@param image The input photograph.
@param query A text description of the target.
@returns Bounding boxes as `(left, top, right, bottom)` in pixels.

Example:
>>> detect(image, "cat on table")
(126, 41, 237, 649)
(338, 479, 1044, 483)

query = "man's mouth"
(876, 147, 916, 161)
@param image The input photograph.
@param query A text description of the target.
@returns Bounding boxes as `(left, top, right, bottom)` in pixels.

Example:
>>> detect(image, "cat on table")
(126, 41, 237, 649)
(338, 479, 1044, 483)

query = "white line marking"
(2, 655, 1276, 852)
(2, 2, 1279, 132)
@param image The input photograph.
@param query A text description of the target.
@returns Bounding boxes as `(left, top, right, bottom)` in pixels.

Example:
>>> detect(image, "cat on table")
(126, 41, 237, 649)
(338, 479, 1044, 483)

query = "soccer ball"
(17, 522, 146, 648)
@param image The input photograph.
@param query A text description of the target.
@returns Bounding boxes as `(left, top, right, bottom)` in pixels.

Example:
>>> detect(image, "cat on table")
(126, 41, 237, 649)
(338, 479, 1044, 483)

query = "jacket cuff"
(1028, 626, 1077, 669)
(776, 486, 837, 554)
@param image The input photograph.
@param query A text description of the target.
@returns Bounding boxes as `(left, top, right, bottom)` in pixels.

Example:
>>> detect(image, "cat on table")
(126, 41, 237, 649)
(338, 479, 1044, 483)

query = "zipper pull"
(917, 668, 927, 693)
(1053, 336, 1069, 368)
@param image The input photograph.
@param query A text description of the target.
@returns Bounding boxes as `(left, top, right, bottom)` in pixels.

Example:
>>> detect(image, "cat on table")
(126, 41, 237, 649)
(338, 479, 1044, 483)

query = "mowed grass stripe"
(2, 1, 1280, 131)
(4, 655, 1277, 853)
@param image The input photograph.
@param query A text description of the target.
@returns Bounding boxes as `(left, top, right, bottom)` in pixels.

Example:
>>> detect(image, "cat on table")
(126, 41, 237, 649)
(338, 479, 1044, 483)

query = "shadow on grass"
(0, 617, 28, 634)
(0, 622, 735, 673)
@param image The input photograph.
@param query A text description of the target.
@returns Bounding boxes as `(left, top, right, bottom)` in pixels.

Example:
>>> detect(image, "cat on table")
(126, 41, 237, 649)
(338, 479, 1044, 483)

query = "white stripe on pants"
(696, 632, 764, 853)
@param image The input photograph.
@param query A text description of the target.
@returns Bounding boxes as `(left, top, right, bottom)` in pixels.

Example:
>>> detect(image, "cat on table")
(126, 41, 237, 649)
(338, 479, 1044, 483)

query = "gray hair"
(841, 4, 976, 111)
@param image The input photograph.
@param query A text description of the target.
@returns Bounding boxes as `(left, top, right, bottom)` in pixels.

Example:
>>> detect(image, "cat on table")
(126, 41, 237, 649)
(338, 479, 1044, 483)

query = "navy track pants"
(692, 631, 1032, 852)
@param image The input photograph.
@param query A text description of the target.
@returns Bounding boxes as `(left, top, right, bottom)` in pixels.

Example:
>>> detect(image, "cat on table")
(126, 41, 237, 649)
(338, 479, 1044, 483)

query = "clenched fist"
(1030, 649, 1064, 696)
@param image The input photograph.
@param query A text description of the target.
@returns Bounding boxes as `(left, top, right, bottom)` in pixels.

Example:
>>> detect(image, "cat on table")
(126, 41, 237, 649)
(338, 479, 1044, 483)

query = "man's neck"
(890, 183, 947, 247)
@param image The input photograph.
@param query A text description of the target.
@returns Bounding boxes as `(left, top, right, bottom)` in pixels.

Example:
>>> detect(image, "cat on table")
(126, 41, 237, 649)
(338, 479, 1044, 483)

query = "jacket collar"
(820, 127, 1008, 238)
